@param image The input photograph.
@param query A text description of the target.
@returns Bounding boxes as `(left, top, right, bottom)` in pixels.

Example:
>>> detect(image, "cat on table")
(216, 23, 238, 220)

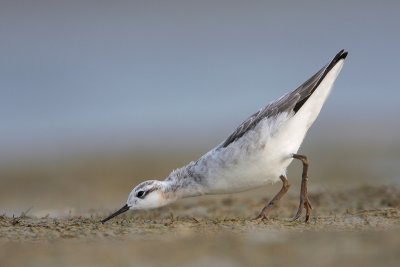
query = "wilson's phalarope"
(102, 50, 348, 223)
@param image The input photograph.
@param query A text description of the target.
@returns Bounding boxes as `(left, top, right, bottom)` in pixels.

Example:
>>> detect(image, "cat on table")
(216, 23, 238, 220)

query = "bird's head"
(101, 180, 176, 223)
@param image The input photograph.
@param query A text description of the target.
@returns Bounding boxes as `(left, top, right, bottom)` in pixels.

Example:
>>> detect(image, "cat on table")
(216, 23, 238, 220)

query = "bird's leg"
(255, 175, 290, 220)
(292, 154, 312, 222)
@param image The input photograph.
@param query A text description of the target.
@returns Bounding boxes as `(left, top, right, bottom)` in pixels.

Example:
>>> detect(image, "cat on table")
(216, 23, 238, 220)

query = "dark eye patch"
(136, 190, 146, 199)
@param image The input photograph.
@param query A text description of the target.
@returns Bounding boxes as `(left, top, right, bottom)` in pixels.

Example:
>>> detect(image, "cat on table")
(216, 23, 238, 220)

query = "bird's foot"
(253, 214, 267, 221)
(291, 196, 312, 222)
(253, 207, 271, 221)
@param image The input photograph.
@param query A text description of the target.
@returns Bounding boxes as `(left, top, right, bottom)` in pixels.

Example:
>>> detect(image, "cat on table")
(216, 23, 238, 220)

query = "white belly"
(195, 113, 306, 194)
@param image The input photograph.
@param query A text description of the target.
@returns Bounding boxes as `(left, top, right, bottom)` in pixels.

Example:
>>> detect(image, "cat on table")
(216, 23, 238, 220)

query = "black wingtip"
(292, 49, 348, 114)
(325, 49, 348, 74)
(336, 49, 348, 61)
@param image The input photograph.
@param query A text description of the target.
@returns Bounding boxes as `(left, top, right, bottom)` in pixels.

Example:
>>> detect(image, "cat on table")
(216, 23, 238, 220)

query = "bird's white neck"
(162, 164, 206, 199)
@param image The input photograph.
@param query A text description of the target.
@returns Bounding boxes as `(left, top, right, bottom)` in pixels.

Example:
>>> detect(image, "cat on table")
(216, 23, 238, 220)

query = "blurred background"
(1, 0, 399, 216)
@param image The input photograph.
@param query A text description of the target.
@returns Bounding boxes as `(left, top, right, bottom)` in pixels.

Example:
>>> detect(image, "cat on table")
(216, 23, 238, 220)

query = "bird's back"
(221, 50, 348, 149)
(192, 51, 348, 194)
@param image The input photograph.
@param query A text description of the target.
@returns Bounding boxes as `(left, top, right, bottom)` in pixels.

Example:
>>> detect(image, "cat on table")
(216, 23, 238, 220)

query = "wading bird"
(102, 50, 348, 223)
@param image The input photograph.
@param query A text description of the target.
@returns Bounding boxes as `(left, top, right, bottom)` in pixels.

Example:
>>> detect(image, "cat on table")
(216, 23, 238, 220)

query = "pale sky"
(1, 0, 399, 159)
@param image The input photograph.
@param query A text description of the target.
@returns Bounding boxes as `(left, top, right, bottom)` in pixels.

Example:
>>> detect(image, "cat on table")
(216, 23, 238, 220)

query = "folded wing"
(220, 50, 348, 148)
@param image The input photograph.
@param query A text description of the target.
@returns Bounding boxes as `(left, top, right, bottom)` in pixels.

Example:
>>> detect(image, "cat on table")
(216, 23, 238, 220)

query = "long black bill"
(101, 204, 130, 224)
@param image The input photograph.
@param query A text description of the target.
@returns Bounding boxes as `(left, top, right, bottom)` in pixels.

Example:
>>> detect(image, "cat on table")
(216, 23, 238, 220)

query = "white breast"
(196, 112, 295, 194)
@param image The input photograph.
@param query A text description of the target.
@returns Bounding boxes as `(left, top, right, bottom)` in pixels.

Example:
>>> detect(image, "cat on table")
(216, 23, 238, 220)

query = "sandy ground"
(1, 140, 400, 266)
(1, 185, 400, 267)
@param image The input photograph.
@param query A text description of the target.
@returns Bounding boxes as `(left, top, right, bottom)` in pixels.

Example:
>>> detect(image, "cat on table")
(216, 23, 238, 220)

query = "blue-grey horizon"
(1, 1, 399, 160)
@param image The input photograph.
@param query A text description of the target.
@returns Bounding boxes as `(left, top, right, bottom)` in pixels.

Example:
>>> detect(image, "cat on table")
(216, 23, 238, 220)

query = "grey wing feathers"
(221, 93, 300, 148)
(220, 49, 348, 148)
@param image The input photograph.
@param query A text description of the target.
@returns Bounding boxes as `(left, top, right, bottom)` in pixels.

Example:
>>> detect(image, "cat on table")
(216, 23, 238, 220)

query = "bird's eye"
(136, 190, 146, 199)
